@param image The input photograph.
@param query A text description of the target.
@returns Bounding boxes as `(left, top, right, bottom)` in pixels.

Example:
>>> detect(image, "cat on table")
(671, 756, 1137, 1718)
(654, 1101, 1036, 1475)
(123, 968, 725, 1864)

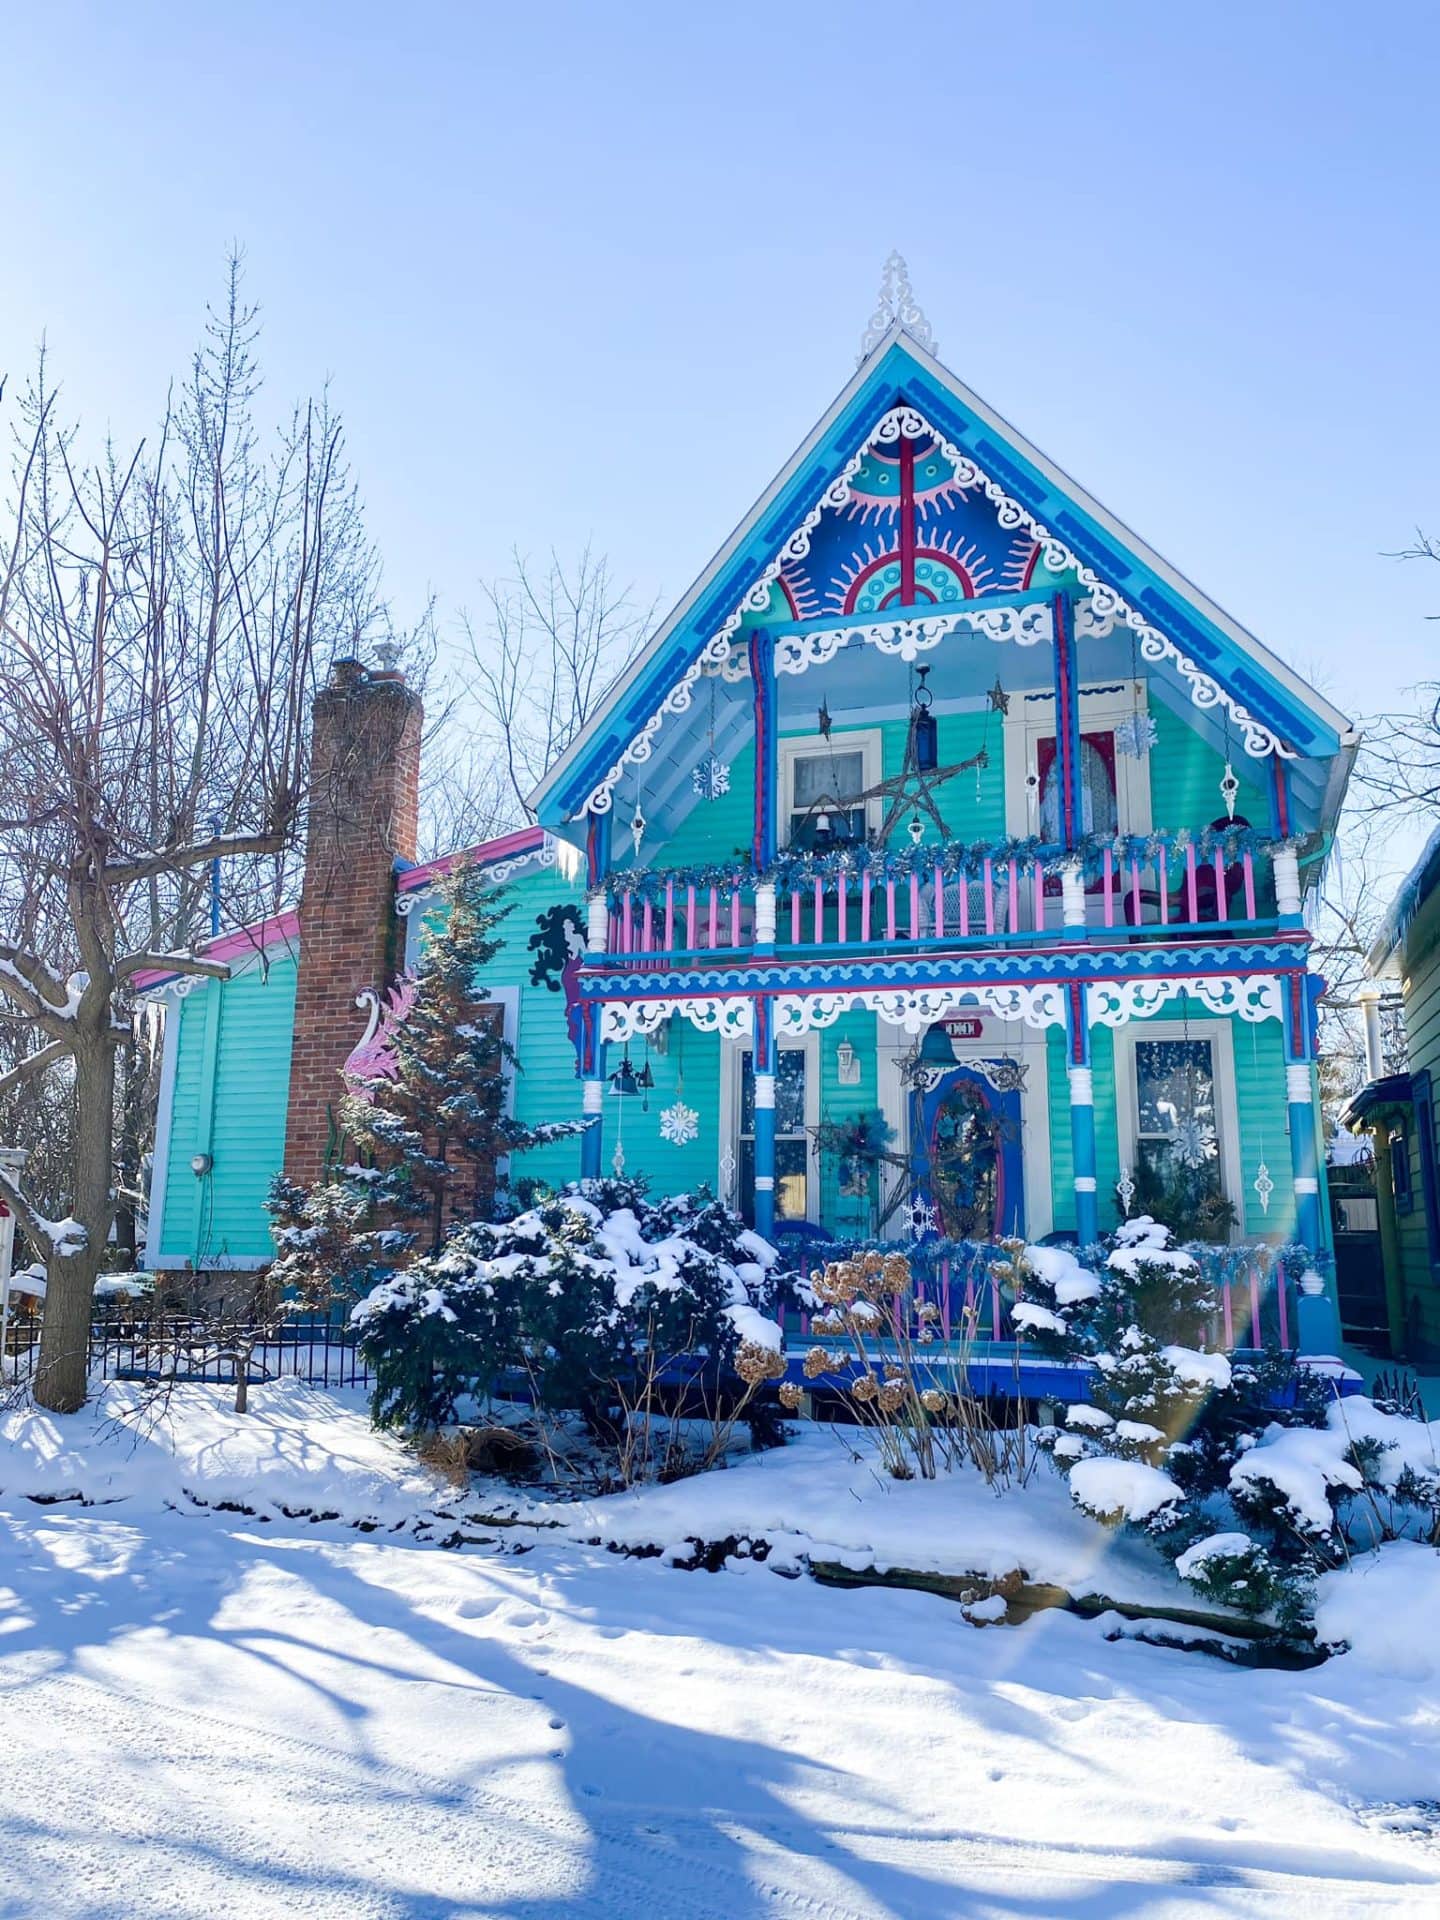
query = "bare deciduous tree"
(464, 548, 652, 821)
(0, 261, 392, 1413)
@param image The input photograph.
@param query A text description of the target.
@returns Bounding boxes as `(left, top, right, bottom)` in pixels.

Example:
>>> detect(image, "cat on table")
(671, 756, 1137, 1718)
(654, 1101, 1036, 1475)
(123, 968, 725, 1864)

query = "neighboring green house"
(1345, 826, 1440, 1361)
(142, 293, 1359, 1370)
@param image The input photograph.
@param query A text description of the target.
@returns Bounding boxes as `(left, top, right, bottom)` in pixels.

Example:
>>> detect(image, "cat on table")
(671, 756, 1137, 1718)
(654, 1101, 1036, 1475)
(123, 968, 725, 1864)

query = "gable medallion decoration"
(579, 403, 1294, 821)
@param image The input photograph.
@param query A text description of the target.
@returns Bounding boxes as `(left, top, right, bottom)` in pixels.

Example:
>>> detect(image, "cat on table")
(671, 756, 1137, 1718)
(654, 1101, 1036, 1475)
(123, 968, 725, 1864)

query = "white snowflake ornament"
(1116, 1166, 1137, 1217)
(902, 1194, 939, 1242)
(659, 1100, 700, 1147)
(691, 752, 731, 801)
(1171, 1118, 1218, 1169)
(1114, 711, 1158, 759)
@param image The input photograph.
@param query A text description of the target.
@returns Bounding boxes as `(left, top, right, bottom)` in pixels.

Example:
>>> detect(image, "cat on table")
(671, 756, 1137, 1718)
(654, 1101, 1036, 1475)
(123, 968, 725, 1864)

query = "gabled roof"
(531, 321, 1357, 840)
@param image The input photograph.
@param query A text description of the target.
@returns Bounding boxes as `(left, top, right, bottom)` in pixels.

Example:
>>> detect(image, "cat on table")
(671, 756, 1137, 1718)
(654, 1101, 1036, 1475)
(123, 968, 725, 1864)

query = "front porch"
(570, 945, 1340, 1357)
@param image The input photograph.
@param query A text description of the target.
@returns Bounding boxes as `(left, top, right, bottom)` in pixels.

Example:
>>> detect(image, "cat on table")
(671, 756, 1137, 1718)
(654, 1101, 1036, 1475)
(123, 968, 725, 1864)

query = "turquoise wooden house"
(142, 276, 1356, 1363)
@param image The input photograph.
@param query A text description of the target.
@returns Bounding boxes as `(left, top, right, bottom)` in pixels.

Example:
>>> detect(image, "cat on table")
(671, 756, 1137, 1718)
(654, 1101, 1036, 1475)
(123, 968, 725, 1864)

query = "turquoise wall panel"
(1149, 703, 1266, 834)
(159, 952, 296, 1266)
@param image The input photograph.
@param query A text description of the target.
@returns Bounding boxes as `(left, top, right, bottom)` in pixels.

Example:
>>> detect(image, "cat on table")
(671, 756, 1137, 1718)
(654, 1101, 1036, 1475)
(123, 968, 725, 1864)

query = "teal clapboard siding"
(158, 951, 296, 1265)
(1046, 1003, 1296, 1241)
(1149, 703, 1266, 834)
(652, 713, 1006, 869)
(428, 862, 591, 1194)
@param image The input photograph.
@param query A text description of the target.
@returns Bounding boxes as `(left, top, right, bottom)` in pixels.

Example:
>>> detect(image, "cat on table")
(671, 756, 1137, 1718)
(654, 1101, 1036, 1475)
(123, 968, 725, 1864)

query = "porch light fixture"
(608, 1054, 639, 1097)
(817, 698, 832, 740)
(912, 665, 938, 772)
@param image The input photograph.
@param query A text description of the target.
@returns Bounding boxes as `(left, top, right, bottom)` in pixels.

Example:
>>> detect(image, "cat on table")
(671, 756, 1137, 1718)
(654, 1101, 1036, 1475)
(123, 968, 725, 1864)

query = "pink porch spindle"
(707, 886, 718, 950)
(685, 884, 697, 951)
(959, 875, 970, 938)
(622, 890, 634, 953)
(885, 877, 897, 940)
(664, 878, 675, 954)
(813, 878, 823, 946)
(933, 864, 944, 938)
(791, 887, 801, 944)
(1249, 1264, 1263, 1349)
(909, 872, 921, 941)
(1185, 844, 1199, 923)
(1102, 848, 1115, 928)
(730, 880, 741, 948)
(1129, 854, 1142, 926)
(861, 871, 872, 942)
(1032, 859, 1045, 932)
(641, 899, 653, 957)
(838, 872, 848, 944)
(983, 858, 995, 936)
(990, 1263, 1003, 1341)
(1158, 845, 1170, 925)
(1222, 1276, 1235, 1351)
(1242, 851, 1257, 921)
(1213, 849, 1227, 924)
(940, 1257, 952, 1341)
(1008, 859, 1019, 933)
(1276, 1259, 1291, 1348)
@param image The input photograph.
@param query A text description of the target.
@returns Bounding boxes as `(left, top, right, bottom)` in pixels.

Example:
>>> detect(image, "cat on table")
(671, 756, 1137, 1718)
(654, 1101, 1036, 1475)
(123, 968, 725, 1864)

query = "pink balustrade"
(596, 837, 1272, 965)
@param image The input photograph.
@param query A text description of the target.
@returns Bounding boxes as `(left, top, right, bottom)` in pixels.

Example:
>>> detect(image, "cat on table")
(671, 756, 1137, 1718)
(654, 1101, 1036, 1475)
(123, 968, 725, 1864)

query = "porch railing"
(595, 829, 1284, 968)
(783, 1238, 1300, 1357)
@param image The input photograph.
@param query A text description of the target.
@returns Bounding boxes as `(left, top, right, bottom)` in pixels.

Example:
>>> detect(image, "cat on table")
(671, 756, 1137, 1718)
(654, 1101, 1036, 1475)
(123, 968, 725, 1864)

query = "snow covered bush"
(1045, 1218, 1224, 1535)
(352, 1178, 787, 1467)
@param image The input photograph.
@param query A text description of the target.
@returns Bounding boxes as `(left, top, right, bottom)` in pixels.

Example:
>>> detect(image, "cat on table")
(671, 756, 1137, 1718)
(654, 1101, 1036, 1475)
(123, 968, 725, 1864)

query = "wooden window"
(737, 1048, 810, 1225)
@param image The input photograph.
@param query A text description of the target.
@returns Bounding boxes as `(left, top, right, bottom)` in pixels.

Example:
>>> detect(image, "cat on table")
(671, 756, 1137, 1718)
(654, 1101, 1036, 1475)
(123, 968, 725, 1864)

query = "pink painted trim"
(396, 825, 545, 894)
(131, 908, 300, 988)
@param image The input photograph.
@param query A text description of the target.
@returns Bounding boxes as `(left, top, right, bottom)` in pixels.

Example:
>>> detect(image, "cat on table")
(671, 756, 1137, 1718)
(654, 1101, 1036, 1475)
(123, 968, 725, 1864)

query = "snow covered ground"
(2, 1384, 1439, 1918)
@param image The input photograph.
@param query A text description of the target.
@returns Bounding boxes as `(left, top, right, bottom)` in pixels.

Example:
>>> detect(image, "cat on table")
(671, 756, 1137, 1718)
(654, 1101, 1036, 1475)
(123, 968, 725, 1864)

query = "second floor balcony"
(587, 827, 1301, 973)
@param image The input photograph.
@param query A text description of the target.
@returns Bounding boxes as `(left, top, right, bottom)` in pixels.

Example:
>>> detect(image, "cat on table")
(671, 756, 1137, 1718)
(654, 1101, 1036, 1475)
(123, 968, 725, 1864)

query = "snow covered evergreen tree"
(268, 863, 584, 1301)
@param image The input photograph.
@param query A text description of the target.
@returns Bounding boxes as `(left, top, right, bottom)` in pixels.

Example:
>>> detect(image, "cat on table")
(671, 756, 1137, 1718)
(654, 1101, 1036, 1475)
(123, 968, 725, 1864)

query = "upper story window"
(780, 730, 882, 850)
(1036, 731, 1119, 840)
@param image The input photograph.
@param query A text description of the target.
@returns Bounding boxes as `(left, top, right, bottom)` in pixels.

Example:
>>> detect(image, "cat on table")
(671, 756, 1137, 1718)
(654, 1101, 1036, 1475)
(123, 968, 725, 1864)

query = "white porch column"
(1274, 845, 1302, 921)
(586, 890, 610, 955)
(1060, 861, 1087, 931)
(754, 881, 777, 953)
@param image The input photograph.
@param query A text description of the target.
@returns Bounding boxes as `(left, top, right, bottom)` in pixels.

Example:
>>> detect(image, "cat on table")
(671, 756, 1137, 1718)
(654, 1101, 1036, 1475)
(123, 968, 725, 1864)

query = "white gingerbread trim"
(599, 996, 754, 1044)
(773, 982, 1067, 1038)
(582, 400, 1295, 818)
(1086, 975, 1283, 1028)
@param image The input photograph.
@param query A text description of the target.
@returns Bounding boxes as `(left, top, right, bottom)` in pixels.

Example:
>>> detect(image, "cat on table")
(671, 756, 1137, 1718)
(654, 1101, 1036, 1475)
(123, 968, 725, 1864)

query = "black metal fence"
(4, 1309, 373, 1392)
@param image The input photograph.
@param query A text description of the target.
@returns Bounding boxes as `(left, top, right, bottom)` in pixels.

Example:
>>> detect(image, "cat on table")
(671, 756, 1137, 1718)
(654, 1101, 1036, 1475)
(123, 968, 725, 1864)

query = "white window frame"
(1114, 1017, 1242, 1240)
(1003, 681, 1153, 841)
(778, 727, 883, 850)
(719, 1032, 820, 1222)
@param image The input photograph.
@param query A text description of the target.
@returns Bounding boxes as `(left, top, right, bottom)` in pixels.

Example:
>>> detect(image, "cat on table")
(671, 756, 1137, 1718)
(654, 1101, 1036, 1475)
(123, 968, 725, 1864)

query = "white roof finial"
(857, 250, 937, 365)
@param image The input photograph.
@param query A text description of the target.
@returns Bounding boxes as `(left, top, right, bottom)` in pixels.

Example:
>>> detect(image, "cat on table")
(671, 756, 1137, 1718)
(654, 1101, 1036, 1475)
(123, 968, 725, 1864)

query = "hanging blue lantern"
(912, 665, 938, 772)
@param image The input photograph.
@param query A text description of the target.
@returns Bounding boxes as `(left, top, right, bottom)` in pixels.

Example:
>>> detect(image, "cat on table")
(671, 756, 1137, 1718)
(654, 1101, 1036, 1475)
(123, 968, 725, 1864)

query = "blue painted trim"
(577, 936, 1312, 1004)
(538, 342, 1340, 823)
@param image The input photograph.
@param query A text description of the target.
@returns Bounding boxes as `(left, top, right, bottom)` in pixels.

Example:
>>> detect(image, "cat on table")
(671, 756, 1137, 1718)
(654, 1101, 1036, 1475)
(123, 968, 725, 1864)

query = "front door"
(910, 1061, 1024, 1240)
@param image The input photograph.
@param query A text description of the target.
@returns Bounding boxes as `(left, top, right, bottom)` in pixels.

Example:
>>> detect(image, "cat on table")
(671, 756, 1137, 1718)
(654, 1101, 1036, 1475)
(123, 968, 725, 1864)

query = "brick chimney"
(284, 657, 423, 1187)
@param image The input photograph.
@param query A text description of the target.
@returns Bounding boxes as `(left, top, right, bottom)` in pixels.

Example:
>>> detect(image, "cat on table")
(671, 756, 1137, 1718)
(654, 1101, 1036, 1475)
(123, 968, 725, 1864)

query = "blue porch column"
(1284, 970, 1340, 1352)
(748, 629, 777, 873)
(1065, 985, 1099, 1243)
(1051, 593, 1082, 851)
(752, 998, 778, 1240)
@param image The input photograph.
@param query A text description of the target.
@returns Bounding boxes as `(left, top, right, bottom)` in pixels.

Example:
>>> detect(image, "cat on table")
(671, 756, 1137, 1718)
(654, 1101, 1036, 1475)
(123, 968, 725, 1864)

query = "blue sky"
(4, 2, 1438, 748)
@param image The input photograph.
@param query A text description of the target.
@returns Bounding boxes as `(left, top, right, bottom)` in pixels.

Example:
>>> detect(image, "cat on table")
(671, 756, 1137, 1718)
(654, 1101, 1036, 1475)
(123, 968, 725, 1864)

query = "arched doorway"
(909, 1059, 1024, 1240)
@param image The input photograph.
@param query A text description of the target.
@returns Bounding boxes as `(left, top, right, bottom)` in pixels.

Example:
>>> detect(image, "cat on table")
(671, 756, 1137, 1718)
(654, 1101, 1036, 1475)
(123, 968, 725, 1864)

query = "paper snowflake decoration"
(1171, 1118, 1218, 1169)
(691, 752, 731, 801)
(658, 1100, 700, 1147)
(1114, 711, 1158, 759)
(1252, 1158, 1274, 1215)
(901, 1194, 939, 1242)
